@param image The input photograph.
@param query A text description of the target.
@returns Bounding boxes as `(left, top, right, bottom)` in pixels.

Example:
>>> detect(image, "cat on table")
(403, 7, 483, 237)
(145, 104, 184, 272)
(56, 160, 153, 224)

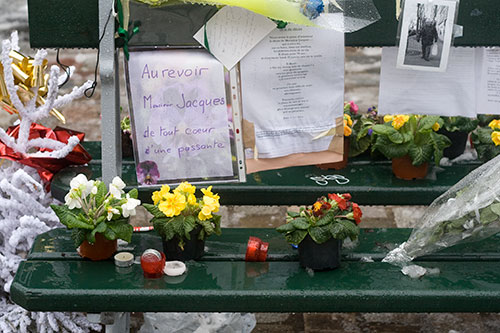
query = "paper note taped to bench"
(126, 49, 238, 185)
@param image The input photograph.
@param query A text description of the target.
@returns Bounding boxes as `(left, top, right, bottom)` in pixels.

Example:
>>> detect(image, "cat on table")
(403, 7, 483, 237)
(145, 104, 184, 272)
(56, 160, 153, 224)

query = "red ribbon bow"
(0, 123, 92, 189)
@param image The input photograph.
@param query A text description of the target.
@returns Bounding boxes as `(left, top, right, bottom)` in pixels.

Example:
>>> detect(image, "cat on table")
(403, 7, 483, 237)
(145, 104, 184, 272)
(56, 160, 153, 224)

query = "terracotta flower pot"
(78, 232, 117, 261)
(162, 227, 205, 261)
(391, 155, 428, 180)
(298, 235, 341, 271)
(317, 138, 350, 170)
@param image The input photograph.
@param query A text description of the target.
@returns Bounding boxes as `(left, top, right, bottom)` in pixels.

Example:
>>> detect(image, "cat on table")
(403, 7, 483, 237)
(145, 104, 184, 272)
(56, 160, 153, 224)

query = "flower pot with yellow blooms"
(372, 115, 451, 180)
(471, 118, 500, 162)
(143, 182, 222, 261)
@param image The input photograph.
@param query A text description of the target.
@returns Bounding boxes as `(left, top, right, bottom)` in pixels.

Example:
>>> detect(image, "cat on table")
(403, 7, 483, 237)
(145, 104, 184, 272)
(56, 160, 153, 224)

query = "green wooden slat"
(11, 259, 500, 312)
(28, 0, 99, 49)
(27, 0, 500, 48)
(51, 141, 481, 206)
(28, 228, 500, 262)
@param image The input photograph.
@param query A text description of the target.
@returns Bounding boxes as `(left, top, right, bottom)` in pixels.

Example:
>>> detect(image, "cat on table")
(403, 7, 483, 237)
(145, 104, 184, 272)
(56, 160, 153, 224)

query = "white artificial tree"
(0, 32, 101, 333)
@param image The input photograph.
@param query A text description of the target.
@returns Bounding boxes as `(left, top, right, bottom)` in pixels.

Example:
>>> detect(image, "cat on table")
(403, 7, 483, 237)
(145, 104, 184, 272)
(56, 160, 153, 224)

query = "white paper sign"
(240, 25, 345, 159)
(193, 6, 276, 70)
(379, 47, 476, 117)
(127, 49, 234, 184)
(477, 48, 500, 115)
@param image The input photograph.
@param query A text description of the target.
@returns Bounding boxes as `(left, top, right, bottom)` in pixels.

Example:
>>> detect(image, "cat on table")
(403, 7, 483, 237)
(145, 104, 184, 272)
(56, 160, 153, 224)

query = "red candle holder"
(141, 249, 166, 278)
(245, 236, 269, 262)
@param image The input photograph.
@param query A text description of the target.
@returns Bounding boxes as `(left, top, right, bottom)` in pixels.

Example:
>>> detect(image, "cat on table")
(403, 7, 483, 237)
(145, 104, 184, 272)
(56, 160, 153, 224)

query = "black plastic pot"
(162, 227, 205, 261)
(298, 235, 341, 271)
(440, 129, 468, 159)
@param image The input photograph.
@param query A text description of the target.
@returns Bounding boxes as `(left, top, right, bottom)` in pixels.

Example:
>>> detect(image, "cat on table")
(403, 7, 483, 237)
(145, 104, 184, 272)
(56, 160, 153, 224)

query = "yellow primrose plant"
(471, 118, 500, 162)
(143, 182, 222, 249)
(371, 114, 451, 166)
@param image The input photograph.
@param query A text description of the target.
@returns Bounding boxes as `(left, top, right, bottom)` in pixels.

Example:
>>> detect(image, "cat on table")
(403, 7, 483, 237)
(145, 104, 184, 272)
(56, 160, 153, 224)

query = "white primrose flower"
(106, 206, 120, 221)
(69, 174, 95, 198)
(64, 191, 81, 209)
(121, 194, 141, 218)
(109, 176, 126, 198)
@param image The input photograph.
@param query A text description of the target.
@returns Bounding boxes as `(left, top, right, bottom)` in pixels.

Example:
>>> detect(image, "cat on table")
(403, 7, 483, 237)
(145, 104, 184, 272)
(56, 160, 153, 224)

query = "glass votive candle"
(141, 249, 165, 278)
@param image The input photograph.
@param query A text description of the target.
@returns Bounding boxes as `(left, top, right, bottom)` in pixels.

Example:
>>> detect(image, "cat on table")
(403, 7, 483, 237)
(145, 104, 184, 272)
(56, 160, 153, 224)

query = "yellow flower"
(187, 193, 197, 206)
(158, 192, 186, 217)
(152, 184, 170, 205)
(391, 115, 410, 130)
(383, 115, 394, 123)
(174, 181, 196, 195)
(344, 114, 353, 127)
(313, 201, 322, 212)
(432, 122, 440, 131)
(492, 131, 500, 146)
(198, 205, 213, 221)
(488, 119, 500, 130)
(344, 123, 352, 137)
(201, 186, 220, 201)
(203, 195, 220, 213)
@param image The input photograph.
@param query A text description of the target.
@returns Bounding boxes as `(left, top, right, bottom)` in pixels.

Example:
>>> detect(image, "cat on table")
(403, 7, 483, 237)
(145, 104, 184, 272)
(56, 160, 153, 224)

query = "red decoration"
(352, 203, 362, 224)
(245, 236, 269, 262)
(0, 123, 91, 189)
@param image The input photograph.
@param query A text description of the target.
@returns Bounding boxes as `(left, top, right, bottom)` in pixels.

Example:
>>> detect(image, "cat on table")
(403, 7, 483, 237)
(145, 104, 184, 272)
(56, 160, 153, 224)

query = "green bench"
(11, 228, 500, 313)
(12, 1, 500, 331)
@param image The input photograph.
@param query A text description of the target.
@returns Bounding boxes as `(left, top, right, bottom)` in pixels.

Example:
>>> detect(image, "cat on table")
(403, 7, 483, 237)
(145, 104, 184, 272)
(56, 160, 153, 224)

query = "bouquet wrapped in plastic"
(133, 0, 381, 32)
(383, 154, 500, 266)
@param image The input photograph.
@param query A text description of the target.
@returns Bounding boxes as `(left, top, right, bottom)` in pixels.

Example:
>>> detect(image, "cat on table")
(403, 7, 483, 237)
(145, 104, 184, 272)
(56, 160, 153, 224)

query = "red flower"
(349, 101, 359, 114)
(328, 193, 347, 210)
(341, 193, 352, 201)
(352, 203, 362, 224)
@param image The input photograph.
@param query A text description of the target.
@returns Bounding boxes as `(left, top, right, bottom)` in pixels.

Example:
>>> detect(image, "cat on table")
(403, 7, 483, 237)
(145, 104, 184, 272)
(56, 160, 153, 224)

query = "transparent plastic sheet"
(383, 153, 500, 266)
(132, 0, 381, 32)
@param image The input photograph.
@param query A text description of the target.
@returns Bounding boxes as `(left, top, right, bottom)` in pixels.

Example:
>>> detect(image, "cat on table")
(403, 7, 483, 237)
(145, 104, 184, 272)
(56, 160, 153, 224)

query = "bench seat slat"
(28, 228, 500, 262)
(11, 259, 500, 313)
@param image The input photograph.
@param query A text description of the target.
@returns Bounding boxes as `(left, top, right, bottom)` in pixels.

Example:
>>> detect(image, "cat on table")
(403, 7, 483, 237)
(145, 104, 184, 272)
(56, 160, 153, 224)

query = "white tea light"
(164, 261, 187, 277)
(114, 252, 134, 267)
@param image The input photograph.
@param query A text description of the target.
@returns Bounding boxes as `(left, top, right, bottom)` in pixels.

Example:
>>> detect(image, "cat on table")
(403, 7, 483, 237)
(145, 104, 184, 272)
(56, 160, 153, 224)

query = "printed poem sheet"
(240, 25, 344, 159)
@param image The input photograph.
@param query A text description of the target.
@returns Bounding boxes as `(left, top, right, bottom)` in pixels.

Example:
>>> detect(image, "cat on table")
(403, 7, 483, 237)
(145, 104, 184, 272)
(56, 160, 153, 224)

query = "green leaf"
(417, 116, 441, 133)
(480, 207, 499, 225)
(408, 143, 433, 166)
(155, 219, 175, 240)
(171, 216, 185, 237)
(107, 220, 133, 242)
(309, 225, 331, 244)
(128, 188, 138, 199)
(51, 205, 94, 230)
(373, 136, 409, 159)
(143, 203, 165, 219)
(200, 219, 215, 236)
(94, 181, 107, 207)
(285, 230, 307, 245)
(184, 216, 196, 238)
(287, 211, 300, 218)
(104, 227, 117, 240)
(338, 220, 360, 241)
(372, 124, 404, 144)
(291, 217, 310, 230)
(276, 222, 295, 233)
(71, 229, 87, 247)
(490, 203, 500, 216)
(212, 215, 222, 236)
(89, 221, 107, 243)
(316, 211, 334, 227)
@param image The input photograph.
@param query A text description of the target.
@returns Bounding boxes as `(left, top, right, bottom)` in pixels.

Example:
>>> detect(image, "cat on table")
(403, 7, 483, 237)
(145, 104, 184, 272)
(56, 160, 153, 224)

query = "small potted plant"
(317, 101, 358, 170)
(276, 193, 362, 271)
(371, 114, 451, 180)
(143, 182, 222, 261)
(471, 118, 500, 162)
(349, 106, 378, 158)
(439, 116, 478, 159)
(51, 174, 141, 260)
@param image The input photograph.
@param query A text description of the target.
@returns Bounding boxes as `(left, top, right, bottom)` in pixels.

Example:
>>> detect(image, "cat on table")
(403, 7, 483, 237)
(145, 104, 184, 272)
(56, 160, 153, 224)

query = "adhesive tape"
(114, 252, 134, 267)
(163, 261, 187, 277)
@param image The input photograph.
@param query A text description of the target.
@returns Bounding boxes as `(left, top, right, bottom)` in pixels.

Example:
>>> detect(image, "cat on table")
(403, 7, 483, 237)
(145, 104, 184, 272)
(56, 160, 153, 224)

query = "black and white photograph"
(397, 0, 457, 72)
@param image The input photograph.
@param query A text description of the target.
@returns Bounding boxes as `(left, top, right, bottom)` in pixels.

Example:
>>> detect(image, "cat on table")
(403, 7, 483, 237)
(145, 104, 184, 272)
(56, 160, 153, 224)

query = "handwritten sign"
(126, 49, 235, 185)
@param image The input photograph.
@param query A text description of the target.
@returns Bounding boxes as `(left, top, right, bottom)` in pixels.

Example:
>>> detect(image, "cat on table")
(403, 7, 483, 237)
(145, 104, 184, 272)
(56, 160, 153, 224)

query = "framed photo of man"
(397, 0, 457, 72)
